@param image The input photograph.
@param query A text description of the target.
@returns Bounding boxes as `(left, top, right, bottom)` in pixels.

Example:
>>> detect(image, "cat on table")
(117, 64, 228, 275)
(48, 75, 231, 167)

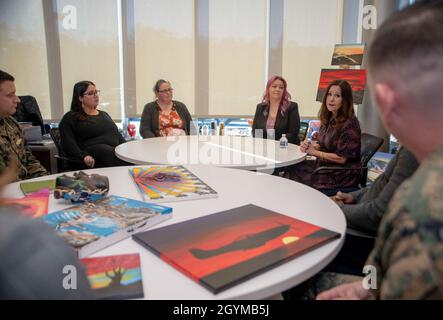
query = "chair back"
(50, 127, 86, 172)
(50, 127, 63, 157)
(298, 122, 309, 142)
(360, 133, 384, 187)
(14, 95, 47, 134)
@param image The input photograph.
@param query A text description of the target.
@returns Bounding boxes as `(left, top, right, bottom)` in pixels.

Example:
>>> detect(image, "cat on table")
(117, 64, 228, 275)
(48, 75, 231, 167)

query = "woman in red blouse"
(139, 80, 192, 138)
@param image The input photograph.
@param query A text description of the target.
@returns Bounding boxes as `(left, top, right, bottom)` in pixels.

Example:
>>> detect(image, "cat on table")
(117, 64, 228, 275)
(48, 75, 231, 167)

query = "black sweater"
(252, 101, 301, 145)
(59, 110, 125, 160)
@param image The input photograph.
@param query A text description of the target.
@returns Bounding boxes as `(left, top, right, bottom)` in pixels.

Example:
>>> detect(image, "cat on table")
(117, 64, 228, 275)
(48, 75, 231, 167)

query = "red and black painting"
(133, 204, 340, 294)
(316, 69, 367, 104)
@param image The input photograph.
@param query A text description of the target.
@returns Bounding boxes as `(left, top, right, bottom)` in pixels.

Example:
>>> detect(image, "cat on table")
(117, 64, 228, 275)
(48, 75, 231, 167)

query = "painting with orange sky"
(316, 69, 367, 104)
(81, 253, 144, 299)
(331, 43, 365, 66)
(133, 204, 340, 294)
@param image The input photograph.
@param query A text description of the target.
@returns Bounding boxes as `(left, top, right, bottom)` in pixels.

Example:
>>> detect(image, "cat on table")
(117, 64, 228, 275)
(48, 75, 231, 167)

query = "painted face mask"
(54, 171, 109, 203)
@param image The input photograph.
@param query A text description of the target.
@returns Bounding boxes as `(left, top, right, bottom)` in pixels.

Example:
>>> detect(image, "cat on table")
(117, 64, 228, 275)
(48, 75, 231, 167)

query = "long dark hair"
(318, 80, 354, 128)
(70, 80, 95, 120)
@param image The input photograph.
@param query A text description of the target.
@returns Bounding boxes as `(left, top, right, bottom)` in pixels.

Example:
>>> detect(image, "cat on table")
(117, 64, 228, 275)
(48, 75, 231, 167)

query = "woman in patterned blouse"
(288, 80, 361, 190)
(139, 80, 192, 138)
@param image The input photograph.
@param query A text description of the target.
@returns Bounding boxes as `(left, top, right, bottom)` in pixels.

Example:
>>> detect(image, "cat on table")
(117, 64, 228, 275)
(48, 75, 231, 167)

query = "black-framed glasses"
(158, 88, 173, 94)
(83, 90, 100, 97)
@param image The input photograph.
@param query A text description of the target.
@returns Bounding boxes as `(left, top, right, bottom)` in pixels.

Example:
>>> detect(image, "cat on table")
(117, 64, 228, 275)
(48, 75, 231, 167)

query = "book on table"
(80, 253, 144, 300)
(0, 188, 50, 218)
(19, 179, 56, 195)
(43, 195, 172, 258)
(133, 204, 341, 294)
(129, 165, 217, 203)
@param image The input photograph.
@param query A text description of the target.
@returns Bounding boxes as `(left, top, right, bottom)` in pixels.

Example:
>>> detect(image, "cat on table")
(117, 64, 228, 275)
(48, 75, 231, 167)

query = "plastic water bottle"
(210, 121, 217, 136)
(219, 122, 225, 136)
(201, 125, 209, 136)
(280, 134, 288, 149)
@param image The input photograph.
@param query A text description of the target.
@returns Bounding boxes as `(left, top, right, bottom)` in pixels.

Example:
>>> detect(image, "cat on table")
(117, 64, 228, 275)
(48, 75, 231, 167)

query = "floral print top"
(158, 108, 185, 136)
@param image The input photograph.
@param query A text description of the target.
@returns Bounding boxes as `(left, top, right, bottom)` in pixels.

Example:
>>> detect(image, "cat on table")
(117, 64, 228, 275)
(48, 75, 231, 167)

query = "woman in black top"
(59, 81, 130, 168)
(139, 79, 192, 138)
(252, 75, 301, 145)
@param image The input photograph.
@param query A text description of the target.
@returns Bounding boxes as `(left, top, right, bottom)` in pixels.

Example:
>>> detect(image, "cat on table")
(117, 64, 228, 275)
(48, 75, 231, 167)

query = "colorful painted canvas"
(133, 204, 340, 294)
(81, 253, 144, 299)
(20, 179, 56, 195)
(331, 43, 365, 66)
(0, 188, 50, 218)
(129, 166, 218, 203)
(307, 120, 321, 141)
(316, 69, 367, 104)
(367, 152, 395, 184)
(43, 195, 172, 258)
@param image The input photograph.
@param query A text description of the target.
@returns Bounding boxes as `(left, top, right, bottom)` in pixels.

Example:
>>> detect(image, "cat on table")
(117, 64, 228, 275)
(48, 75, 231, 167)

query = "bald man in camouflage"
(309, 1, 443, 300)
(0, 70, 47, 181)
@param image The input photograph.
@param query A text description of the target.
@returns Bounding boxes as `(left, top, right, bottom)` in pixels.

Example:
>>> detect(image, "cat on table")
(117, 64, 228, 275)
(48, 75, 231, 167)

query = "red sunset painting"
(133, 204, 340, 294)
(316, 69, 367, 104)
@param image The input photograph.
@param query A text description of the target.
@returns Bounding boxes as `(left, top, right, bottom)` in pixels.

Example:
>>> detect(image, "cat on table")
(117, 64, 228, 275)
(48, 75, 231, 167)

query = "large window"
(134, 0, 195, 115)
(208, 0, 267, 116)
(0, 0, 51, 118)
(1, 0, 347, 121)
(57, 0, 121, 119)
(282, 0, 343, 118)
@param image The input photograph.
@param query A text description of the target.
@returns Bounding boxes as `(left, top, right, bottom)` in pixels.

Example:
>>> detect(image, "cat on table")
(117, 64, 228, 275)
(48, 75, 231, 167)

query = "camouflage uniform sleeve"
(0, 145, 11, 176)
(23, 141, 49, 179)
(2, 118, 48, 180)
(365, 155, 443, 299)
(374, 209, 441, 299)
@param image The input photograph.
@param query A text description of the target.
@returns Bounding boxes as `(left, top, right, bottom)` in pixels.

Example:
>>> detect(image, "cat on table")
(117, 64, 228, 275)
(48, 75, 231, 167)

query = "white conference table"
(115, 135, 306, 171)
(3, 165, 345, 300)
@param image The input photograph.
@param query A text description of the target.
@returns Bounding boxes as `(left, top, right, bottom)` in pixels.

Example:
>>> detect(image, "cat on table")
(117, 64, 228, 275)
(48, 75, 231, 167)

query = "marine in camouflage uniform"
(0, 116, 48, 181)
(304, 145, 443, 300)
(365, 144, 443, 299)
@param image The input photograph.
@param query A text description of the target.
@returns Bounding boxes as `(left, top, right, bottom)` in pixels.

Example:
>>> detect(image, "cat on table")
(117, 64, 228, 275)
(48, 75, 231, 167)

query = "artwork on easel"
(316, 69, 367, 104)
(331, 43, 365, 66)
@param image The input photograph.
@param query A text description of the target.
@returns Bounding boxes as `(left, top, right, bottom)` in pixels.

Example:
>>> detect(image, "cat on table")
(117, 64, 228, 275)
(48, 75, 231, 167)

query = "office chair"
(50, 127, 87, 172)
(312, 133, 384, 196)
(14, 96, 48, 135)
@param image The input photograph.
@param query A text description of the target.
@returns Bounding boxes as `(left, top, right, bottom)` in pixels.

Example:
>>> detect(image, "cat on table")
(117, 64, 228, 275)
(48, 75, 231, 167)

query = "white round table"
(115, 136, 306, 170)
(3, 165, 345, 300)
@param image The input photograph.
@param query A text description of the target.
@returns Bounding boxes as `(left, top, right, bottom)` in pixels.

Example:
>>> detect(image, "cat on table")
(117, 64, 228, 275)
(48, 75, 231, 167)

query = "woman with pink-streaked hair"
(252, 75, 301, 145)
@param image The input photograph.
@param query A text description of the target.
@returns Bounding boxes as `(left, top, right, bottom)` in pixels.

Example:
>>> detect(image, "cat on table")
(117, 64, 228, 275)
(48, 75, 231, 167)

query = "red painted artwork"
(133, 204, 340, 294)
(316, 69, 367, 104)
(0, 188, 50, 218)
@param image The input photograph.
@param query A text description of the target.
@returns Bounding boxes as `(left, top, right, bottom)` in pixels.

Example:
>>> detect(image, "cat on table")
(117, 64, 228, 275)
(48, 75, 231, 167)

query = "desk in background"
(28, 141, 58, 174)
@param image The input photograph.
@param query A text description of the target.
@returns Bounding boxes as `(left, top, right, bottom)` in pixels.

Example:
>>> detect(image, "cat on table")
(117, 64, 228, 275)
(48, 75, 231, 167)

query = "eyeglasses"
(158, 88, 173, 94)
(83, 90, 101, 97)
